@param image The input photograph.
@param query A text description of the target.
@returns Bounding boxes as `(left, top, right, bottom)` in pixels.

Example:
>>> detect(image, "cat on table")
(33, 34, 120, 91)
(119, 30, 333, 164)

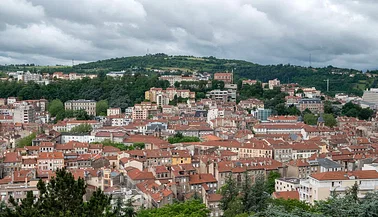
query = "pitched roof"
(189, 173, 217, 184)
(273, 191, 299, 200)
(311, 170, 378, 181)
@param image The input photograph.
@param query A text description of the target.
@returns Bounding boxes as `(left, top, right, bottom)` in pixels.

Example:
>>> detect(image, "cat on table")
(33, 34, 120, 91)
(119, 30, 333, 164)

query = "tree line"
(0, 73, 169, 112)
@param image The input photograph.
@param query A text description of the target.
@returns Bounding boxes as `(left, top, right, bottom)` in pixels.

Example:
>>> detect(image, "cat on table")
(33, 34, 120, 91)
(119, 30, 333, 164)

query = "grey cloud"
(0, 0, 377, 69)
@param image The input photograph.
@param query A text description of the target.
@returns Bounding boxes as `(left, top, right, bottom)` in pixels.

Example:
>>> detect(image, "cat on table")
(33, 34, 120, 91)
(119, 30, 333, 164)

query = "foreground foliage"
(137, 199, 209, 217)
(221, 174, 378, 217)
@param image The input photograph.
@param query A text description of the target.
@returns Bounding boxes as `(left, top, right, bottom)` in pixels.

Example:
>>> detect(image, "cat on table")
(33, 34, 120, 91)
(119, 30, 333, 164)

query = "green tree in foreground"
(265, 171, 281, 194)
(16, 132, 36, 148)
(6, 168, 112, 217)
(96, 100, 109, 116)
(137, 199, 209, 217)
(48, 99, 64, 117)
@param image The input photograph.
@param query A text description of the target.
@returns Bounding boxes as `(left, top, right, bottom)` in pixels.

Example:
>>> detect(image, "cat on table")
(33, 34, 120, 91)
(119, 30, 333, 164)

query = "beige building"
(37, 152, 64, 171)
(64, 99, 96, 116)
(268, 78, 281, 90)
(132, 102, 158, 120)
(299, 170, 378, 204)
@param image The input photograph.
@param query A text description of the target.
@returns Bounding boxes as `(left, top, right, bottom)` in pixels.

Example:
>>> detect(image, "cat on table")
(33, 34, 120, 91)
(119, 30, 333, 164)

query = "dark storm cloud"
(0, 0, 377, 69)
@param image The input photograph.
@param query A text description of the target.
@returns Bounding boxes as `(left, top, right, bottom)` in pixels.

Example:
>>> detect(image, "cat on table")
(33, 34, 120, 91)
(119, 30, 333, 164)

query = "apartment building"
(206, 90, 229, 102)
(297, 98, 324, 114)
(64, 99, 96, 116)
(299, 170, 378, 204)
(268, 78, 281, 90)
(275, 177, 300, 192)
(132, 102, 158, 120)
(13, 104, 35, 123)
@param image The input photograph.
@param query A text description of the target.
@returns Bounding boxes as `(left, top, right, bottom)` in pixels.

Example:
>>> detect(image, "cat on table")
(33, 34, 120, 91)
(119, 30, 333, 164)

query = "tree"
(270, 198, 312, 212)
(275, 103, 287, 115)
(287, 105, 301, 116)
(358, 108, 374, 120)
(70, 123, 93, 134)
(265, 171, 281, 194)
(48, 99, 64, 117)
(323, 101, 333, 114)
(16, 132, 36, 148)
(7, 168, 112, 217)
(122, 197, 137, 217)
(137, 199, 209, 217)
(133, 142, 145, 150)
(303, 114, 317, 125)
(211, 80, 225, 90)
(96, 100, 109, 116)
(220, 175, 239, 212)
(323, 114, 337, 128)
(246, 175, 270, 213)
(83, 188, 113, 217)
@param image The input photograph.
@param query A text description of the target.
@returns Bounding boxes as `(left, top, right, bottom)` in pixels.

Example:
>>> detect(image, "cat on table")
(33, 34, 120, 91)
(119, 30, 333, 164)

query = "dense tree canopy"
(137, 199, 209, 217)
(96, 100, 109, 116)
(341, 102, 374, 120)
(48, 99, 64, 117)
(0, 74, 169, 111)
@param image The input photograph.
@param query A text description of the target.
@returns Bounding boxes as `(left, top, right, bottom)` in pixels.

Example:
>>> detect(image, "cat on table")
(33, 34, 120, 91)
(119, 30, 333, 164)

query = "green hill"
(74, 54, 374, 96)
(2, 53, 377, 96)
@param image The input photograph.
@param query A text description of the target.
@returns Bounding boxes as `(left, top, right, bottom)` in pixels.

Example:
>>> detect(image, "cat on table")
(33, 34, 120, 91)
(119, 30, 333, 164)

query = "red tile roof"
(273, 191, 300, 200)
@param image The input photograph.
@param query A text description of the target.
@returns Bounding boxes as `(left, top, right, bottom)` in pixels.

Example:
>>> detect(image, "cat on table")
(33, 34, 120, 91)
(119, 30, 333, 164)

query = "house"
(189, 173, 217, 194)
(37, 152, 64, 171)
(39, 142, 55, 152)
(204, 193, 223, 217)
(171, 150, 191, 165)
(3, 152, 22, 175)
(125, 168, 155, 188)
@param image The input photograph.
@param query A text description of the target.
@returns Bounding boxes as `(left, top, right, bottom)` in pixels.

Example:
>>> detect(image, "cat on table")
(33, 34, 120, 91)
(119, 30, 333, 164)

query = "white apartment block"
(107, 108, 121, 116)
(13, 104, 35, 124)
(299, 170, 378, 204)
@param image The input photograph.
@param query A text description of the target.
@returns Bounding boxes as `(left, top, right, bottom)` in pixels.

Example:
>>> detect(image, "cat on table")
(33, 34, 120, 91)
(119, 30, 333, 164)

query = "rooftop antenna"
(309, 54, 312, 67)
(72, 59, 74, 67)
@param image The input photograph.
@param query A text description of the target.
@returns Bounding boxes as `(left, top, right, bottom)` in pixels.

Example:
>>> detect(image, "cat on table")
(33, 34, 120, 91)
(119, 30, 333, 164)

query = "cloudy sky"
(1, 0, 378, 69)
